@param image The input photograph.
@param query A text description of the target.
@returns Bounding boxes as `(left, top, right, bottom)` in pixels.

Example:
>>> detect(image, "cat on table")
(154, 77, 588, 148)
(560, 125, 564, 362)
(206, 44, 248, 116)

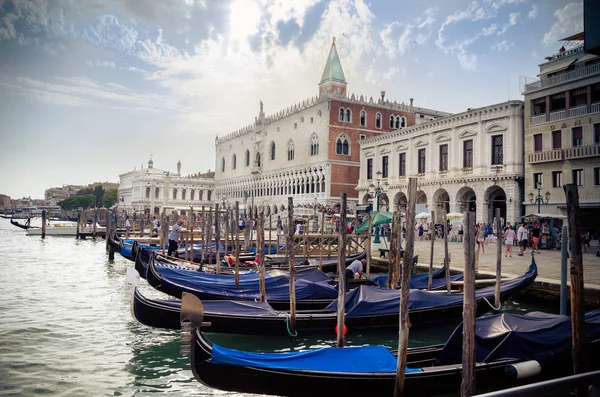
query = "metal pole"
(560, 225, 568, 316)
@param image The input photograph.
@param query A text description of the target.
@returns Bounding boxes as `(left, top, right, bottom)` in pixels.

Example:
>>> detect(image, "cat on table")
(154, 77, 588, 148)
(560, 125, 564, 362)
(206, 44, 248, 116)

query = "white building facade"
(118, 158, 215, 215)
(358, 101, 525, 225)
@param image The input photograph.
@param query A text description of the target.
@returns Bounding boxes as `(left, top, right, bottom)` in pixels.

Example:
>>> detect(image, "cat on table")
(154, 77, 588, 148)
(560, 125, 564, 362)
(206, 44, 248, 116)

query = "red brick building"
(215, 38, 451, 214)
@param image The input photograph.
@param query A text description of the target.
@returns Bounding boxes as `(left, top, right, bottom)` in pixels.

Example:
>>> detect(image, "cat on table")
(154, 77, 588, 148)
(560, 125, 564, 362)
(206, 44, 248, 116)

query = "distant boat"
(26, 222, 105, 236)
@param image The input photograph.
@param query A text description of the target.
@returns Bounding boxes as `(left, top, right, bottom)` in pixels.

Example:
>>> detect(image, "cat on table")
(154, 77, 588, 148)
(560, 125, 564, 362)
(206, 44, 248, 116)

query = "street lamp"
(528, 181, 550, 213)
(368, 170, 389, 243)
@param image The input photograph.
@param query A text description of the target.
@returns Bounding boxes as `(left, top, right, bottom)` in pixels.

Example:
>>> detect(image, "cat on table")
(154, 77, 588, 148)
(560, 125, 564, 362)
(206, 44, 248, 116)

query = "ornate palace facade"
(215, 38, 451, 215)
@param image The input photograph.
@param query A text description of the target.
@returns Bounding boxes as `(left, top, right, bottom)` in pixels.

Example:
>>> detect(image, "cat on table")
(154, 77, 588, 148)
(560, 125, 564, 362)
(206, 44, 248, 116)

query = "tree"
(77, 187, 93, 196)
(93, 186, 104, 208)
(102, 189, 118, 208)
(58, 195, 96, 210)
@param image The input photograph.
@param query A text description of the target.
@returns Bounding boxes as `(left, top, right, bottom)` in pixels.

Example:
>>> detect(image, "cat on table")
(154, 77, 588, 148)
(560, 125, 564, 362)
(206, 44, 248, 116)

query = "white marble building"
(358, 101, 525, 224)
(118, 158, 215, 215)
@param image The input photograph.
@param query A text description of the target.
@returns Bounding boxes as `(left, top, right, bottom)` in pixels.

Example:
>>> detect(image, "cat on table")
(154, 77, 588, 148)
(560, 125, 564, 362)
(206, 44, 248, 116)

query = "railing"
(524, 62, 600, 93)
(530, 102, 600, 125)
(549, 109, 566, 121)
(474, 369, 600, 397)
(530, 114, 547, 125)
(527, 149, 563, 163)
(570, 104, 588, 117)
(563, 144, 600, 160)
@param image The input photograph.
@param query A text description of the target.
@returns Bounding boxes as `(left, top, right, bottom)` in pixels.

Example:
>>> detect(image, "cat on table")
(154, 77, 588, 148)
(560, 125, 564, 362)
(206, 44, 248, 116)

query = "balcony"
(527, 149, 563, 164)
(524, 62, 600, 93)
(563, 144, 600, 160)
(530, 102, 600, 126)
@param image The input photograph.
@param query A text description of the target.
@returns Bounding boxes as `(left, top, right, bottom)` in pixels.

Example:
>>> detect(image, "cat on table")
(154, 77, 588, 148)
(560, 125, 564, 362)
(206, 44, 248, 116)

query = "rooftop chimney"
(409, 97, 414, 107)
(381, 91, 386, 101)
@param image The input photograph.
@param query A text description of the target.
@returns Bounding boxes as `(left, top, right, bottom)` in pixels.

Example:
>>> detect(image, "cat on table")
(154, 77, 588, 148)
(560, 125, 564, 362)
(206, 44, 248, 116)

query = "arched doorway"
(485, 186, 507, 225)
(433, 188, 450, 214)
(264, 204, 271, 217)
(415, 190, 428, 214)
(456, 187, 476, 213)
(361, 193, 372, 205)
(378, 193, 389, 212)
(394, 192, 407, 212)
(272, 204, 278, 214)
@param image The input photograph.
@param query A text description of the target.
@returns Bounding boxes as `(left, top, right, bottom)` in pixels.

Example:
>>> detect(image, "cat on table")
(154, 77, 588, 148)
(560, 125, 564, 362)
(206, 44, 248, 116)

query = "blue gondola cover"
(211, 343, 423, 373)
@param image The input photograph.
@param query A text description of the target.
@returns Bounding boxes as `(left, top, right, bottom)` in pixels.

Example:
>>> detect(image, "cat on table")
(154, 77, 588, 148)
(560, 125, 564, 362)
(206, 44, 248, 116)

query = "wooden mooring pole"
(428, 210, 436, 291)
(215, 204, 221, 273)
(461, 211, 477, 397)
(336, 193, 348, 347)
(494, 208, 502, 309)
(41, 209, 47, 239)
(208, 208, 213, 266)
(108, 213, 115, 260)
(235, 201, 240, 289)
(394, 178, 417, 397)
(190, 207, 194, 263)
(444, 212, 451, 293)
(258, 205, 266, 302)
(560, 224, 568, 316)
(366, 212, 372, 278)
(76, 211, 81, 240)
(92, 209, 97, 238)
(388, 211, 399, 289)
(287, 197, 297, 335)
(564, 184, 587, 376)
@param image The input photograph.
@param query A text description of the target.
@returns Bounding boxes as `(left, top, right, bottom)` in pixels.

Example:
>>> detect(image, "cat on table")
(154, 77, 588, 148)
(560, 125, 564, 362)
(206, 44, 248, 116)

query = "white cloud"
(485, 0, 526, 10)
(379, 7, 437, 59)
(481, 23, 498, 36)
(229, 0, 262, 41)
(382, 66, 402, 80)
(491, 40, 513, 52)
(528, 4, 538, 19)
(263, 0, 322, 29)
(508, 12, 519, 25)
(86, 60, 117, 68)
(542, 2, 583, 45)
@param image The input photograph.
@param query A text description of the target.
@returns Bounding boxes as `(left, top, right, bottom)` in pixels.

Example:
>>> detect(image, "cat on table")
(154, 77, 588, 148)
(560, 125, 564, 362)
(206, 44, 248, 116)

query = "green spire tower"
(318, 37, 347, 96)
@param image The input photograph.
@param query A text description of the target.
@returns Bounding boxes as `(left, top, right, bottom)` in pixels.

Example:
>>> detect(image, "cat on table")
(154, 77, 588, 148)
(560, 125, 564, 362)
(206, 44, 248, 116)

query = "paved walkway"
(389, 238, 600, 287)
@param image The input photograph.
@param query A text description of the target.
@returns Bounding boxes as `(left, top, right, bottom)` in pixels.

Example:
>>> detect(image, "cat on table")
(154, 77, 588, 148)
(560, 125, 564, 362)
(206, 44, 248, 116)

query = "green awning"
(356, 211, 393, 234)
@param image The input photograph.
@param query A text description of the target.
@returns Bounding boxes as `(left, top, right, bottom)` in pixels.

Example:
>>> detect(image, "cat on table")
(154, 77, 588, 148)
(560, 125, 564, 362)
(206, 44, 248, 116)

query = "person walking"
(152, 216, 160, 236)
(517, 223, 528, 256)
(531, 222, 541, 253)
(125, 216, 131, 239)
(276, 216, 283, 235)
(503, 223, 516, 257)
(168, 219, 184, 257)
(475, 223, 485, 255)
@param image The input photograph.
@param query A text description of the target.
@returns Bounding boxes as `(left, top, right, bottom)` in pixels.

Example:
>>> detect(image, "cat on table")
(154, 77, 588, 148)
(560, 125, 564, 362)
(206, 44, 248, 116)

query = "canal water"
(0, 218, 557, 396)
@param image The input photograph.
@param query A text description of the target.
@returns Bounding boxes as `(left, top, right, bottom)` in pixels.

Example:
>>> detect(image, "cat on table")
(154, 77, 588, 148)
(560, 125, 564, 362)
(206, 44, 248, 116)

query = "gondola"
(10, 219, 38, 230)
(182, 292, 600, 397)
(131, 260, 534, 334)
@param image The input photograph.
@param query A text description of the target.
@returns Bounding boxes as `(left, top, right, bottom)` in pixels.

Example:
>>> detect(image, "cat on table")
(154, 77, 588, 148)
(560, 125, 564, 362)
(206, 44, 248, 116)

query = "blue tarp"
(324, 261, 537, 318)
(369, 267, 464, 289)
(211, 343, 422, 374)
(154, 262, 339, 301)
(436, 309, 600, 365)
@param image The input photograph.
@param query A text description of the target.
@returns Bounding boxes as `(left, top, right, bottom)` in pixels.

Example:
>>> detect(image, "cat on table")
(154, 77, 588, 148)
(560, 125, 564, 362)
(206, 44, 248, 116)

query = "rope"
(483, 296, 502, 311)
(285, 316, 298, 337)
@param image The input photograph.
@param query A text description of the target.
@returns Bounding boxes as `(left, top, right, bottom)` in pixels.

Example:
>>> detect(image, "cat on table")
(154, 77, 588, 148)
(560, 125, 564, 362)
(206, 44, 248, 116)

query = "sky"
(0, 0, 585, 199)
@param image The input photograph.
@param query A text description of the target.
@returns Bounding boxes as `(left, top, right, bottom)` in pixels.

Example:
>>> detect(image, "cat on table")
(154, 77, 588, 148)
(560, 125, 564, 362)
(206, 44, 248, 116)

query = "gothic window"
(256, 152, 261, 167)
(221, 157, 225, 172)
(173, 189, 178, 199)
(399, 153, 406, 176)
(145, 187, 150, 198)
(155, 187, 159, 199)
(207, 190, 212, 201)
(376, 113, 381, 129)
(270, 141, 276, 160)
(245, 150, 250, 167)
(395, 116, 400, 129)
(389, 115, 394, 128)
(439, 144, 448, 171)
(463, 140, 473, 168)
(345, 109, 351, 122)
(491, 135, 503, 165)
(418, 148, 426, 174)
(287, 141, 295, 161)
(190, 190, 195, 200)
(310, 134, 319, 156)
(182, 189, 186, 200)
(367, 158, 373, 179)
(360, 110, 366, 127)
(401, 117, 406, 128)
(232, 154, 237, 169)
(339, 108, 344, 121)
(199, 190, 203, 201)
(335, 134, 349, 155)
